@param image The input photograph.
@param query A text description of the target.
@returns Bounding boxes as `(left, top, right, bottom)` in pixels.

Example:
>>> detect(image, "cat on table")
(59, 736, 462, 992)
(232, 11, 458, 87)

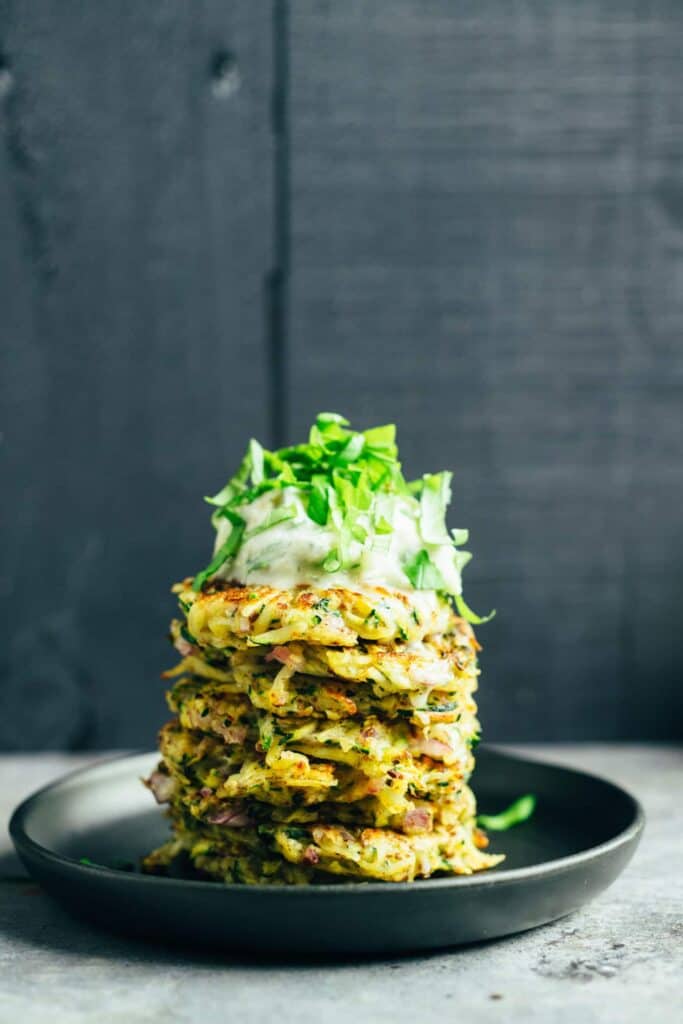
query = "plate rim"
(9, 746, 645, 896)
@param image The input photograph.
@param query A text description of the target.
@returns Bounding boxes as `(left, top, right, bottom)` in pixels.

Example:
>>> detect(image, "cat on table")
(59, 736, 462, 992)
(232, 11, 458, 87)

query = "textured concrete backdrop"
(1, 1, 682, 748)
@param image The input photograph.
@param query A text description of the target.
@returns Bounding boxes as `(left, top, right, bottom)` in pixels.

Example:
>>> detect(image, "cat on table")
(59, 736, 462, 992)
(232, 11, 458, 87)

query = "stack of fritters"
(143, 579, 503, 883)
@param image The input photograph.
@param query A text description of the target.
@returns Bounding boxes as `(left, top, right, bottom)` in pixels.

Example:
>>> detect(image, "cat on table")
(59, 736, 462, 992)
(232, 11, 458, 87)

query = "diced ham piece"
(173, 635, 196, 657)
(265, 646, 292, 665)
(220, 724, 248, 745)
(402, 807, 433, 834)
(146, 771, 176, 805)
(410, 736, 453, 761)
(206, 805, 253, 828)
(303, 845, 320, 865)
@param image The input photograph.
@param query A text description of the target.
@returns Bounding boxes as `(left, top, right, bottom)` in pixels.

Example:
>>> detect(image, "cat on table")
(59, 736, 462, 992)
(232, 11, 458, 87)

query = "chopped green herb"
(284, 827, 310, 841)
(477, 794, 536, 831)
(246, 549, 277, 573)
(365, 608, 382, 627)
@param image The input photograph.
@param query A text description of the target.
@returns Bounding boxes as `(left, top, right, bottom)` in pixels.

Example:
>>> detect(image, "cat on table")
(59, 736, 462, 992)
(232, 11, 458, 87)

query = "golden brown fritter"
(143, 579, 500, 884)
(157, 721, 474, 817)
(143, 815, 502, 884)
(167, 671, 477, 728)
(174, 579, 455, 648)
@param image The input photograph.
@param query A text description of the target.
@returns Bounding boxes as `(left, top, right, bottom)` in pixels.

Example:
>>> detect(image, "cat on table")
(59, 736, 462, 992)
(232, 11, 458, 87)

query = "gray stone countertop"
(0, 744, 681, 1023)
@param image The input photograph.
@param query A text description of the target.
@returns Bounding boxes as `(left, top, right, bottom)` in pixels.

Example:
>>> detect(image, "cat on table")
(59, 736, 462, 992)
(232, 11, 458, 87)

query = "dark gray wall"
(1, 1, 681, 748)
(0, 1, 274, 749)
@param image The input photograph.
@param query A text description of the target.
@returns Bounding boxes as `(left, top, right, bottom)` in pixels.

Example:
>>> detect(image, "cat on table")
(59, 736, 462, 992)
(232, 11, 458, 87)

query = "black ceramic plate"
(9, 747, 643, 955)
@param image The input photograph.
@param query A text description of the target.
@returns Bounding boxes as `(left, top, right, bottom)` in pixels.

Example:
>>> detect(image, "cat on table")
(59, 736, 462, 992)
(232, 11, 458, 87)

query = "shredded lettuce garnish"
(192, 412, 494, 623)
(477, 794, 536, 831)
(420, 472, 452, 544)
(192, 510, 245, 592)
(244, 504, 297, 540)
(403, 549, 446, 590)
(455, 593, 496, 625)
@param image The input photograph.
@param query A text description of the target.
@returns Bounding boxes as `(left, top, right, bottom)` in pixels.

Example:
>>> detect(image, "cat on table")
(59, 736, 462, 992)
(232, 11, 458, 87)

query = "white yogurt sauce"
(212, 487, 463, 595)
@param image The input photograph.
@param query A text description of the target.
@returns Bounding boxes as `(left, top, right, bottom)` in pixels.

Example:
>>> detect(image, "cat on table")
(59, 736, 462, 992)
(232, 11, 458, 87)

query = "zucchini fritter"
(174, 580, 454, 648)
(145, 584, 499, 883)
(144, 816, 502, 884)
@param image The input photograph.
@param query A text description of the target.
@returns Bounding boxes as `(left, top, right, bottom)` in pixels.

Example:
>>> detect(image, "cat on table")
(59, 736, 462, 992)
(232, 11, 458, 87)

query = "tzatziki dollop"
(191, 412, 490, 622)
(212, 487, 464, 595)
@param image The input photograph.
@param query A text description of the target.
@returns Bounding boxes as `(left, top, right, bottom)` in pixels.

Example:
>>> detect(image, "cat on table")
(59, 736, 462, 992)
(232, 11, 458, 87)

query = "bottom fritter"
(142, 814, 503, 885)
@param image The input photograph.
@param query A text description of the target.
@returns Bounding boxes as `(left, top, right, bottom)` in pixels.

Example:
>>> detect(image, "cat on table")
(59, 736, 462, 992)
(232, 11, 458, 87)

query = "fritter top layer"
(174, 579, 457, 648)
